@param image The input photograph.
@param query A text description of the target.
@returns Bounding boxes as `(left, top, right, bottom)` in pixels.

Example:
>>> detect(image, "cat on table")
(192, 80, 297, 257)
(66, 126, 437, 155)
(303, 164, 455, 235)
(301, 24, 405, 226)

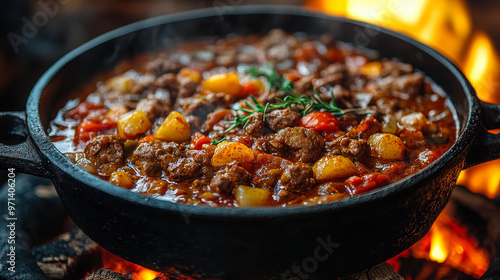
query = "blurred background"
(1, 0, 500, 196)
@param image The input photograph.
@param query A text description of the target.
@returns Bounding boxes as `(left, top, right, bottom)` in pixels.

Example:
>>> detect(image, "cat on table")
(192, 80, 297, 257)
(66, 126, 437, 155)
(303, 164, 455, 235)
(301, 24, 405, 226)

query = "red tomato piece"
(299, 112, 339, 132)
(345, 173, 390, 195)
(75, 120, 116, 143)
(66, 102, 107, 120)
(190, 132, 211, 150)
(138, 135, 156, 144)
(240, 82, 260, 97)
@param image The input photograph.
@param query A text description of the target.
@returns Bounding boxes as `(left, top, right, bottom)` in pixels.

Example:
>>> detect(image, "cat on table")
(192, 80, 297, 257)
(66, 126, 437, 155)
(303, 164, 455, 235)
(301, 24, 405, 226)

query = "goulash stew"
(49, 29, 457, 207)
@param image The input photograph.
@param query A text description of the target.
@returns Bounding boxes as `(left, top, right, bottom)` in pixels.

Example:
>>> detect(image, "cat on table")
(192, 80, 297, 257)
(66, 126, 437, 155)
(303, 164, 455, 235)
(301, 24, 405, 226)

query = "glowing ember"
(305, 0, 500, 277)
(388, 212, 490, 278)
(100, 249, 159, 280)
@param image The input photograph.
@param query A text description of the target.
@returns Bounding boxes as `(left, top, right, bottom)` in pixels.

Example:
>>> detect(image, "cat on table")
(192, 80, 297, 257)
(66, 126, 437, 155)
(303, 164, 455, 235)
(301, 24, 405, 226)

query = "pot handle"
(463, 101, 500, 169)
(0, 111, 51, 178)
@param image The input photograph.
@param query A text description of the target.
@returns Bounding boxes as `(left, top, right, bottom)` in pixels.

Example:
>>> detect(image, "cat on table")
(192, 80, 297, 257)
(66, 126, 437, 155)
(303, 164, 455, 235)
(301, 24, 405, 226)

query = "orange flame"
(306, 0, 499, 277)
(100, 249, 159, 280)
(390, 212, 490, 278)
(306, 0, 500, 199)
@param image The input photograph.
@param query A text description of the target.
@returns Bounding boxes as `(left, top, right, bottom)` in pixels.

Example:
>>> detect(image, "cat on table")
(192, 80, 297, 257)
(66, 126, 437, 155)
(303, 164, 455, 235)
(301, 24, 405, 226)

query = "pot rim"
(26, 5, 480, 218)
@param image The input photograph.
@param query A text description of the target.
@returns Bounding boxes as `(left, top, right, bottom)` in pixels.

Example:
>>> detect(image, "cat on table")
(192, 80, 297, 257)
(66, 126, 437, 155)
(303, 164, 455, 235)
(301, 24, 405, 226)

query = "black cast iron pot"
(2, 6, 500, 279)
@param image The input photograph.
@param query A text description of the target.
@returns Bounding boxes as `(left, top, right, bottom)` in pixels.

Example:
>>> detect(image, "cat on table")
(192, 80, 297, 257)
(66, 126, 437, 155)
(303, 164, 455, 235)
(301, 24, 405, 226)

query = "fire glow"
(305, 0, 500, 199)
(305, 0, 499, 277)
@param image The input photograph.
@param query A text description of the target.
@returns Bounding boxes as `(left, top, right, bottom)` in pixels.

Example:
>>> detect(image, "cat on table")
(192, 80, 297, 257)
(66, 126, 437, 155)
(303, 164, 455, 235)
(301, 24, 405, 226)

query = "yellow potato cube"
(117, 110, 152, 140)
(368, 133, 405, 160)
(109, 171, 135, 189)
(154, 111, 191, 143)
(235, 186, 271, 207)
(179, 68, 202, 83)
(212, 141, 255, 168)
(360, 61, 382, 78)
(313, 155, 357, 181)
(201, 73, 242, 96)
(105, 75, 135, 93)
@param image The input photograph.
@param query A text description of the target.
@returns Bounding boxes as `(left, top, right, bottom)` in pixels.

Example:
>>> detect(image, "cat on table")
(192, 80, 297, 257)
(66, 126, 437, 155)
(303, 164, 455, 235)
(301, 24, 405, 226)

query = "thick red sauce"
(49, 29, 457, 207)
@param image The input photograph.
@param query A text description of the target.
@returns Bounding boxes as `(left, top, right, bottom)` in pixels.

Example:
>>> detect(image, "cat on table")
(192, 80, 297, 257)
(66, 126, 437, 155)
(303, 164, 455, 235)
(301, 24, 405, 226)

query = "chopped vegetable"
(109, 171, 135, 189)
(360, 61, 382, 77)
(117, 110, 152, 140)
(234, 185, 271, 207)
(190, 132, 211, 150)
(212, 141, 255, 169)
(368, 133, 405, 160)
(313, 155, 357, 181)
(240, 79, 265, 97)
(201, 73, 242, 96)
(105, 75, 135, 93)
(75, 120, 116, 143)
(154, 111, 191, 143)
(345, 173, 390, 195)
(179, 68, 202, 83)
(299, 112, 339, 132)
(138, 135, 155, 144)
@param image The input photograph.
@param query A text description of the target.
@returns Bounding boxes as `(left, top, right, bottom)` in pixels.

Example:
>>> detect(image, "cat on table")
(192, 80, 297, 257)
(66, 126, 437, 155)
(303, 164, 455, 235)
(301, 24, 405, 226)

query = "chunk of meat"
(326, 135, 370, 161)
(84, 135, 124, 165)
(209, 163, 251, 194)
(130, 140, 185, 177)
(155, 73, 179, 91)
(177, 93, 231, 122)
(245, 112, 265, 136)
(136, 96, 171, 120)
(265, 109, 300, 132)
(269, 127, 324, 163)
(278, 162, 315, 193)
(177, 77, 198, 98)
(293, 75, 314, 96)
(146, 58, 183, 76)
(168, 158, 202, 181)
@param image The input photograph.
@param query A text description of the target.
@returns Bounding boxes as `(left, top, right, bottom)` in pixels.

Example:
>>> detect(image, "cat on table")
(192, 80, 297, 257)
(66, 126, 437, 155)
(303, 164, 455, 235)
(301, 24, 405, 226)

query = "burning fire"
(305, 0, 500, 277)
(388, 212, 490, 278)
(100, 249, 159, 280)
(305, 0, 500, 200)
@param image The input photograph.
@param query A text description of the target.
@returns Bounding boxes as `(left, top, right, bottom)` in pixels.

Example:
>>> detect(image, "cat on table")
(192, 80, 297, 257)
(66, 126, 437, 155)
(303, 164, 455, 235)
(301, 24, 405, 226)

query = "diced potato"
(381, 114, 398, 134)
(313, 155, 357, 181)
(117, 110, 152, 140)
(201, 73, 242, 96)
(105, 75, 135, 93)
(154, 111, 191, 143)
(400, 112, 427, 131)
(235, 185, 271, 207)
(212, 141, 255, 168)
(109, 171, 135, 189)
(360, 61, 382, 78)
(179, 68, 202, 83)
(368, 133, 405, 160)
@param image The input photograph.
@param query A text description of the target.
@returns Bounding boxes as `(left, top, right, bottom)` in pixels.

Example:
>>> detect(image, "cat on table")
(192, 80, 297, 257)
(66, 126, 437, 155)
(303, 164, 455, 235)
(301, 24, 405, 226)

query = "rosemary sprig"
(225, 88, 346, 132)
(225, 65, 375, 133)
(210, 137, 227, 145)
(245, 64, 294, 94)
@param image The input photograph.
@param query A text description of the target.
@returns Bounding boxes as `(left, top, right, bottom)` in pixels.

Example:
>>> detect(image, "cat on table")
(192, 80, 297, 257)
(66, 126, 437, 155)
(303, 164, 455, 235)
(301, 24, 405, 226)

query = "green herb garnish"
(245, 64, 294, 94)
(210, 137, 227, 145)
(225, 65, 374, 133)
